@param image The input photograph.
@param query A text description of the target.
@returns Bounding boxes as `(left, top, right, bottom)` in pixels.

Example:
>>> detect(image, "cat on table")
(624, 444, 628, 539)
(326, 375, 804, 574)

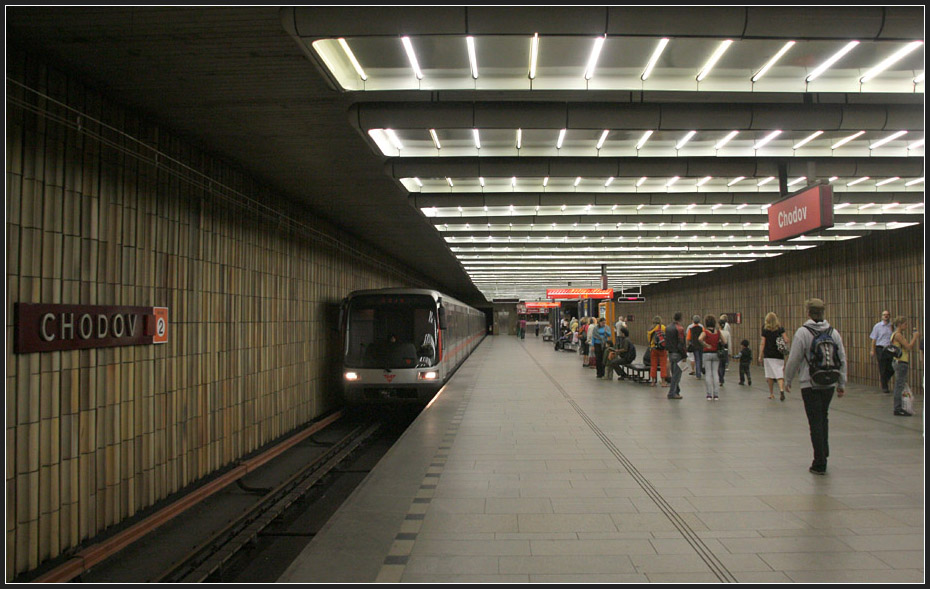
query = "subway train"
(340, 288, 486, 404)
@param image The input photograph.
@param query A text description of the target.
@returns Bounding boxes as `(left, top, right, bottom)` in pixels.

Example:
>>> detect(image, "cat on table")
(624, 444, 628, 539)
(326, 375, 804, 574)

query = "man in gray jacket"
(785, 298, 847, 475)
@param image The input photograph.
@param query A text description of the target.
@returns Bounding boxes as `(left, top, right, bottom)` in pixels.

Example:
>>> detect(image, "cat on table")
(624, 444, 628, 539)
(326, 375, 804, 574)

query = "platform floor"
(279, 336, 925, 583)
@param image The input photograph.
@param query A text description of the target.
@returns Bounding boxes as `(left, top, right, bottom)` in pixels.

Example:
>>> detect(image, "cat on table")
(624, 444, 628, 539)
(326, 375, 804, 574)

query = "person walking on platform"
(647, 316, 669, 387)
(718, 314, 731, 386)
(870, 310, 895, 394)
(666, 312, 686, 399)
(699, 315, 722, 401)
(784, 298, 847, 475)
(592, 317, 612, 379)
(687, 315, 704, 379)
(760, 312, 789, 401)
(889, 316, 920, 416)
(736, 339, 753, 386)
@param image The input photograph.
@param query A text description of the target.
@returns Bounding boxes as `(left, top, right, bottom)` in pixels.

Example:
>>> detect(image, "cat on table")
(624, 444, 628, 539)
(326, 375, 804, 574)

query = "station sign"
(14, 303, 169, 353)
(524, 302, 560, 310)
(768, 184, 834, 242)
(616, 296, 646, 303)
(546, 288, 614, 300)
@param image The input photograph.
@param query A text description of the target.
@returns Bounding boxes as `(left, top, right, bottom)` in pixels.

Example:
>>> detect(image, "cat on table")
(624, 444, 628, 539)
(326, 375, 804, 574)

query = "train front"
(341, 292, 442, 404)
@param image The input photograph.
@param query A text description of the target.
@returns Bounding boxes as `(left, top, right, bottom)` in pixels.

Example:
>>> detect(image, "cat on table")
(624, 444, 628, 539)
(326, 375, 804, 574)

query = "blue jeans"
(668, 352, 684, 397)
(693, 348, 703, 378)
(892, 361, 909, 412)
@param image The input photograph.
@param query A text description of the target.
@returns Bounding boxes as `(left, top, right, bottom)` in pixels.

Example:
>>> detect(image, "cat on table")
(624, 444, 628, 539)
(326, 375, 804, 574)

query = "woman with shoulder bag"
(699, 315, 721, 401)
(890, 317, 920, 416)
(760, 312, 790, 401)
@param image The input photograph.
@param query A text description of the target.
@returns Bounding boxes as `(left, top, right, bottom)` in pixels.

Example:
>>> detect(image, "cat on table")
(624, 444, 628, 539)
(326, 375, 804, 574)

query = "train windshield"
(345, 294, 439, 369)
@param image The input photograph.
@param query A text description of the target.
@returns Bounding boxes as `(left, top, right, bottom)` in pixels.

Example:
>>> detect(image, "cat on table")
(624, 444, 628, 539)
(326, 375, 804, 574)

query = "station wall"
(5, 55, 429, 578)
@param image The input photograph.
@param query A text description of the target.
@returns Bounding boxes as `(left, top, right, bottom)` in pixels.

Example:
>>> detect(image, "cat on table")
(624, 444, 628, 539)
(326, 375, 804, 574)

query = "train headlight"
(417, 371, 439, 381)
(344, 371, 360, 381)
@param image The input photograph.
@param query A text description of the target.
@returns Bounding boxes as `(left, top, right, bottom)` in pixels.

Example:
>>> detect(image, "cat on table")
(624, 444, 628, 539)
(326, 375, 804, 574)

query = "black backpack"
(623, 342, 637, 364)
(804, 325, 842, 387)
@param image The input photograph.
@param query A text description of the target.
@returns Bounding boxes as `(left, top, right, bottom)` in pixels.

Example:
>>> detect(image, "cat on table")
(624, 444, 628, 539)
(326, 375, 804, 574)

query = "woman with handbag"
(699, 315, 722, 401)
(760, 312, 790, 401)
(890, 317, 920, 416)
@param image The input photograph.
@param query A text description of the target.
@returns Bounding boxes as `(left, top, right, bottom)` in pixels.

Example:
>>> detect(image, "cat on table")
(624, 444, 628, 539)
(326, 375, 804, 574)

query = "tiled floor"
(279, 336, 925, 583)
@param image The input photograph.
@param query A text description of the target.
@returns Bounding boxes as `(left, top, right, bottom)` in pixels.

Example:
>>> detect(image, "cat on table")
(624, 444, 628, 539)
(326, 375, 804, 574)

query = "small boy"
(737, 339, 752, 385)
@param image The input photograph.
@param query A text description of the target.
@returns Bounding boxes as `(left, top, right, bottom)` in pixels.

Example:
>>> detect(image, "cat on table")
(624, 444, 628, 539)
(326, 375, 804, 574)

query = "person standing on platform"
(666, 312, 686, 399)
(869, 310, 894, 394)
(737, 339, 753, 386)
(784, 298, 847, 475)
(687, 315, 704, 379)
(760, 312, 789, 401)
(699, 315, 722, 401)
(593, 317, 612, 379)
(535, 319, 540, 338)
(647, 316, 669, 387)
(889, 316, 920, 416)
(718, 314, 731, 386)
(586, 318, 598, 368)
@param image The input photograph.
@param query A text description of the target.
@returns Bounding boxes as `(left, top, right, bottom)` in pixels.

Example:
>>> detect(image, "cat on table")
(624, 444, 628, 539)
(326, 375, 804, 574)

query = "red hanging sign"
(768, 184, 834, 242)
(545, 288, 614, 300)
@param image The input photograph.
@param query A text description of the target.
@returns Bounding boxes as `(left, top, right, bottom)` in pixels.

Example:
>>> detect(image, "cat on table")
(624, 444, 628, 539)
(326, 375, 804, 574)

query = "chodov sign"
(767, 184, 834, 242)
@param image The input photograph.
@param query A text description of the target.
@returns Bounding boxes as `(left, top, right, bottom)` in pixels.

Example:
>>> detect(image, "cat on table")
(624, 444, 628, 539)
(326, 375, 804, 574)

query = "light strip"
(834, 203, 850, 209)
(697, 176, 713, 187)
(641, 38, 669, 80)
(907, 138, 924, 150)
(752, 41, 795, 82)
(401, 36, 423, 80)
(753, 130, 782, 150)
(875, 177, 900, 187)
(696, 40, 733, 82)
(466, 36, 479, 79)
(384, 128, 403, 151)
(479, 177, 484, 187)
(675, 130, 697, 150)
(584, 36, 606, 80)
(556, 128, 567, 149)
(787, 176, 807, 187)
(529, 33, 539, 79)
(473, 129, 481, 149)
(337, 38, 368, 81)
(831, 131, 865, 150)
(869, 130, 907, 150)
(636, 176, 648, 187)
(666, 176, 680, 187)
(757, 176, 775, 187)
(904, 177, 924, 186)
(573, 176, 582, 187)
(596, 130, 610, 150)
(806, 41, 859, 82)
(714, 130, 739, 150)
(915, 72, 925, 84)
(793, 130, 824, 150)
(846, 176, 870, 187)
(429, 129, 441, 150)
(516, 128, 522, 149)
(446, 177, 454, 187)
(860, 41, 924, 83)
(604, 177, 615, 187)
(635, 130, 654, 150)
(727, 176, 745, 187)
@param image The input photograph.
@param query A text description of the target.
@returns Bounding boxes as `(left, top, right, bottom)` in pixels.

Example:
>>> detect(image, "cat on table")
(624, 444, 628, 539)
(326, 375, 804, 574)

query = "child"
(737, 339, 752, 385)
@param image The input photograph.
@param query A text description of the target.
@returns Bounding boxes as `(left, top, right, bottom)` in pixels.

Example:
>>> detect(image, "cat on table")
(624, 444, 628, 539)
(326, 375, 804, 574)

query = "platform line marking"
(523, 346, 739, 584)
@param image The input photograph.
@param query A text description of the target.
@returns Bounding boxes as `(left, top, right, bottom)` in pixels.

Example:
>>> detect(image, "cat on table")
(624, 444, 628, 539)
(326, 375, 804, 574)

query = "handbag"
(775, 334, 790, 356)
(902, 383, 914, 413)
(884, 344, 903, 359)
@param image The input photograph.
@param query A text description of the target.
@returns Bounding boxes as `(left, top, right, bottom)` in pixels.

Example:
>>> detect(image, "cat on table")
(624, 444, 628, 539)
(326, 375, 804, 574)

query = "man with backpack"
(784, 298, 847, 476)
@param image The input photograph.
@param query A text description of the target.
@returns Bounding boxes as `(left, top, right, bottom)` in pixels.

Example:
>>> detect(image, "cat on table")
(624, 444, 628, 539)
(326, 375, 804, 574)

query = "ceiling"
(6, 7, 925, 306)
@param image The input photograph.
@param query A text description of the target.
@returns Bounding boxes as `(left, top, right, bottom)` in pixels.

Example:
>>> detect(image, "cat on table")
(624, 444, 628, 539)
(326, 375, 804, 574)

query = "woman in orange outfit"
(647, 316, 669, 386)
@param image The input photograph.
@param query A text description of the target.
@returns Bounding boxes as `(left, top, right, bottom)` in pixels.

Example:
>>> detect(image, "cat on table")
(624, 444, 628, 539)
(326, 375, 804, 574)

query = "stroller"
(542, 325, 554, 342)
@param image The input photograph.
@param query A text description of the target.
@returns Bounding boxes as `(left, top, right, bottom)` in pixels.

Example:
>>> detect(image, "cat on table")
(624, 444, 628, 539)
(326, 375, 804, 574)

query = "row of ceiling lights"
(338, 36, 924, 85)
(425, 201, 924, 214)
(379, 128, 924, 153)
(409, 176, 925, 190)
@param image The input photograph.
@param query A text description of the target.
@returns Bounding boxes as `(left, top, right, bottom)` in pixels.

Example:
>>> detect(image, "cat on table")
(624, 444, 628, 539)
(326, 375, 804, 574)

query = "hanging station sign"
(545, 288, 614, 300)
(14, 303, 169, 353)
(767, 184, 834, 242)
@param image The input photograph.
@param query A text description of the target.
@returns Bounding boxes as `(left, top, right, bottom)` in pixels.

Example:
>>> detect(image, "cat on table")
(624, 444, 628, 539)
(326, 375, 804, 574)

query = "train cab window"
(345, 294, 439, 368)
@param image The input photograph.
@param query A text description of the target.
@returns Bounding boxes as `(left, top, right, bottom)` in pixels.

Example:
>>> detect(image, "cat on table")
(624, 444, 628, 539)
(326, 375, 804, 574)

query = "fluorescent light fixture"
(413, 177, 423, 187)
(516, 128, 522, 149)
(473, 129, 481, 149)
(869, 130, 907, 150)
(904, 177, 924, 186)
(429, 129, 441, 150)
(584, 36, 606, 80)
(574, 176, 582, 187)
(687, 203, 696, 210)
(446, 177, 454, 187)
(845, 221, 856, 226)
(865, 221, 877, 227)
(675, 131, 697, 150)
(466, 36, 479, 79)
(757, 176, 775, 187)
(875, 177, 900, 187)
(858, 203, 875, 210)
(697, 176, 713, 186)
(860, 41, 924, 83)
(754, 130, 782, 150)
(788, 176, 807, 187)
(737, 203, 748, 209)
(727, 176, 745, 187)
(752, 41, 795, 82)
(714, 131, 739, 150)
(384, 128, 403, 151)
(637, 204, 645, 210)
(556, 128, 567, 149)
(915, 72, 925, 84)
(834, 203, 851, 209)
(543, 176, 549, 187)
(479, 176, 485, 187)
(793, 130, 824, 150)
(696, 40, 733, 81)
(662, 203, 671, 210)
(881, 202, 899, 209)
(807, 41, 859, 82)
(828, 176, 839, 183)
(511, 177, 517, 187)
(831, 131, 865, 150)
(596, 130, 610, 150)
(666, 176, 680, 187)
(636, 176, 648, 187)
(641, 38, 669, 80)
(605, 177, 615, 187)
(906, 203, 924, 210)
(635, 130, 654, 150)
(401, 36, 424, 80)
(907, 138, 924, 150)
(711, 203, 722, 210)
(338, 38, 368, 81)
(529, 33, 539, 79)
(846, 176, 870, 187)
